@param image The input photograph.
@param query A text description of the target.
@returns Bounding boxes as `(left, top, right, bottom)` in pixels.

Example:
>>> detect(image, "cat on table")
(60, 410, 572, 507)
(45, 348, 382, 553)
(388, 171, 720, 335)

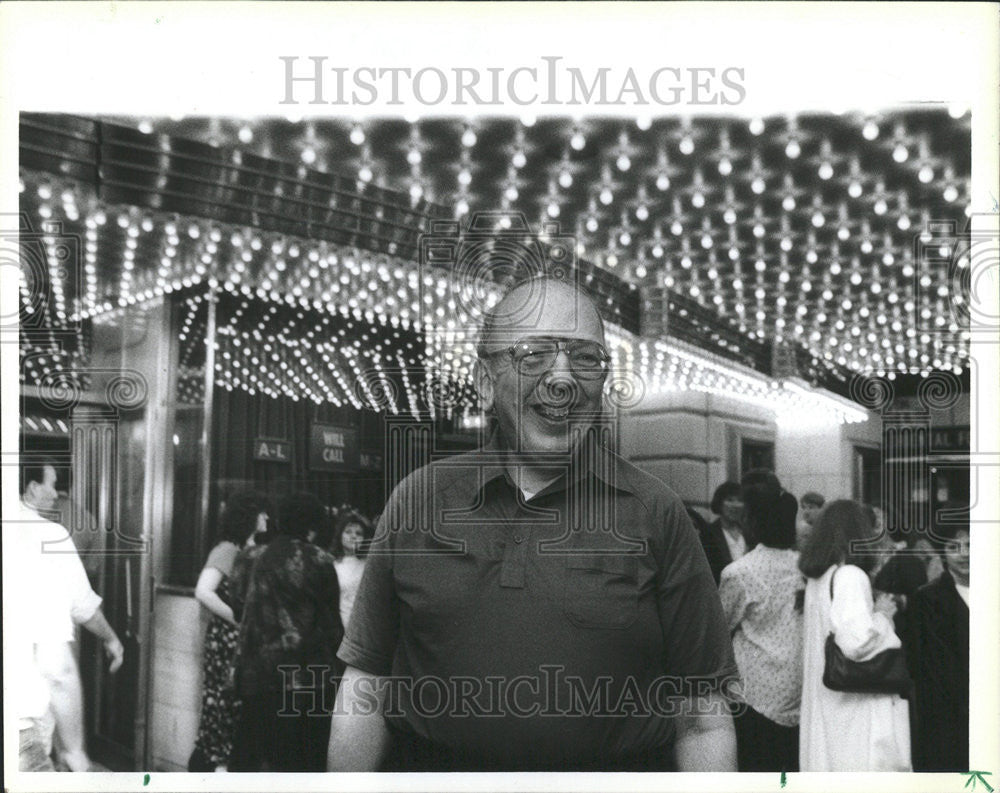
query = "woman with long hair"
(228, 491, 343, 772)
(329, 509, 375, 629)
(188, 491, 269, 772)
(798, 500, 910, 771)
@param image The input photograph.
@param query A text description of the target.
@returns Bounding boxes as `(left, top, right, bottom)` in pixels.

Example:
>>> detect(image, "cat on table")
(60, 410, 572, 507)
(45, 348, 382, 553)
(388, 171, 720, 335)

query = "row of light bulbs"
(314, 114, 969, 223)
(21, 171, 968, 406)
(203, 291, 868, 426)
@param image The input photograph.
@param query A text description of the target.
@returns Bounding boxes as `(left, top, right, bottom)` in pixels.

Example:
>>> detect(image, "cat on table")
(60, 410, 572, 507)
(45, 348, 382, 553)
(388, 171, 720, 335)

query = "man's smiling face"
(478, 280, 607, 462)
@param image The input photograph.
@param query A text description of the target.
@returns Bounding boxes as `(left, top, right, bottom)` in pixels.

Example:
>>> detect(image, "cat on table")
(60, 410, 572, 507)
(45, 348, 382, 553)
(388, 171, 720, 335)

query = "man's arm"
(80, 609, 124, 673)
(673, 690, 736, 771)
(327, 665, 392, 771)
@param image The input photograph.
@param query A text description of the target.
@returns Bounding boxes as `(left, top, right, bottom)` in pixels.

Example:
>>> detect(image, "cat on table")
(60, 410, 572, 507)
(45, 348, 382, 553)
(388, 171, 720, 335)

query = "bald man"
(328, 276, 737, 772)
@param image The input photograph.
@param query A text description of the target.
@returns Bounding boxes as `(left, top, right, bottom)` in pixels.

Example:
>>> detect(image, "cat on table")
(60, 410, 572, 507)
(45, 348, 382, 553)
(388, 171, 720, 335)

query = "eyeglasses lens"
(511, 340, 608, 380)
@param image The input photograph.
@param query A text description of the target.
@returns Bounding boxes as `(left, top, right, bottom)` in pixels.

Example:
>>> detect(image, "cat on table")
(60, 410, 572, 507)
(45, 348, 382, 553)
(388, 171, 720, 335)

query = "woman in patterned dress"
(188, 492, 270, 772)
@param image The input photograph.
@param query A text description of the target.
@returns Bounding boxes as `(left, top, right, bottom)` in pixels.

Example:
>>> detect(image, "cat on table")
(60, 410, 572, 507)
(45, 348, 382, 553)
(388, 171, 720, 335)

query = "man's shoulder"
(8, 503, 73, 543)
(607, 450, 686, 510)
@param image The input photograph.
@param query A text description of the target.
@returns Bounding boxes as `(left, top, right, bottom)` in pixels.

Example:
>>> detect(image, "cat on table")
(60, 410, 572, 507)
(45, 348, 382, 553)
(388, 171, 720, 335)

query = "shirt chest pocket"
(563, 555, 639, 630)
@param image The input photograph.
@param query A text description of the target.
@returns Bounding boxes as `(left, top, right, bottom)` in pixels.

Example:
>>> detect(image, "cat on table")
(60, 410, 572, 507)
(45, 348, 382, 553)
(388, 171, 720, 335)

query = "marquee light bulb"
(679, 135, 695, 155)
(570, 131, 586, 150)
(785, 139, 801, 159)
(656, 173, 670, 191)
(862, 120, 879, 140)
(559, 170, 573, 189)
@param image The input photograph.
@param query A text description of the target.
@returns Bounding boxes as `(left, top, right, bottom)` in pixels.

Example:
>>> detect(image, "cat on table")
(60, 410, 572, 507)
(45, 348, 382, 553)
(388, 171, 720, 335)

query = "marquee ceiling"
(99, 108, 976, 379)
(18, 109, 973, 417)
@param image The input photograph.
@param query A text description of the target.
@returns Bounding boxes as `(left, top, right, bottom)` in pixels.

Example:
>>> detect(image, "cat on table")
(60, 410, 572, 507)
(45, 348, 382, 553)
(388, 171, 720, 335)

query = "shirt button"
(513, 534, 524, 544)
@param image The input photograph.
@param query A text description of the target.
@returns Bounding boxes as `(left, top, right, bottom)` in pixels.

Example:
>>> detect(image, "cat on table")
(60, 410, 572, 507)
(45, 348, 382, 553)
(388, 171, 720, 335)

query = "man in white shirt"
(7, 460, 125, 772)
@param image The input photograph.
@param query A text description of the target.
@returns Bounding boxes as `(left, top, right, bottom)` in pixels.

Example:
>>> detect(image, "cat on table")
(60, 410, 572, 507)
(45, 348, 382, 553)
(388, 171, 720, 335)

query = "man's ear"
(473, 359, 495, 413)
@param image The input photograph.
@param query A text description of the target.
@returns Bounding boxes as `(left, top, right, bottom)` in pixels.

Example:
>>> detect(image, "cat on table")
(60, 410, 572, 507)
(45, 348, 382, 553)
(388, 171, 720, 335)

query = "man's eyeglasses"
(485, 337, 611, 380)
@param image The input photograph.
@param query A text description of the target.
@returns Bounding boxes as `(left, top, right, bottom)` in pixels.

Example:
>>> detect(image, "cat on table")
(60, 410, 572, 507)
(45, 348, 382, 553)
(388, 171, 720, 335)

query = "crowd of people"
(690, 478, 970, 772)
(12, 273, 970, 775)
(188, 494, 375, 772)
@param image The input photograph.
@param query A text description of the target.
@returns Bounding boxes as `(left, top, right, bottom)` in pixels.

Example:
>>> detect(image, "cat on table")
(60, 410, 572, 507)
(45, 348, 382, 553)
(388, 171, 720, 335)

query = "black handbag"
(821, 567, 912, 697)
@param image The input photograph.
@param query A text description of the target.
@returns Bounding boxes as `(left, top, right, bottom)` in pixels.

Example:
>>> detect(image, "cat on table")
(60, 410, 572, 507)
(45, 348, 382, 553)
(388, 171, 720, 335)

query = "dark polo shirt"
(338, 434, 737, 770)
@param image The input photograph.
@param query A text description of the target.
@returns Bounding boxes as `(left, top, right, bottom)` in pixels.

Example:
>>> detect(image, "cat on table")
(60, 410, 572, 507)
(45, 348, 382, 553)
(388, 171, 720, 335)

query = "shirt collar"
(467, 425, 638, 503)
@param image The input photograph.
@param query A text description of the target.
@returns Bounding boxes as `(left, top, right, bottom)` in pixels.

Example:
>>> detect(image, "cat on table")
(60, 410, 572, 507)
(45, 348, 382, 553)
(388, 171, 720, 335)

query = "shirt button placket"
(500, 530, 527, 588)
